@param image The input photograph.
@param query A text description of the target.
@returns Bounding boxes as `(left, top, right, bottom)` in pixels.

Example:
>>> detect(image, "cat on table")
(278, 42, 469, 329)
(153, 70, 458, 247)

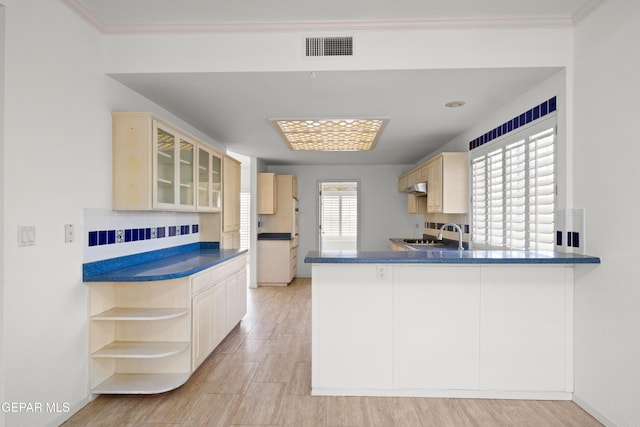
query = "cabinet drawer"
(225, 254, 247, 275)
(191, 265, 225, 296)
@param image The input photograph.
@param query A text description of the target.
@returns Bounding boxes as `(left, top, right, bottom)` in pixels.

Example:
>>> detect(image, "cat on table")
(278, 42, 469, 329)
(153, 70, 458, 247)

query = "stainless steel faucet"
(437, 223, 465, 251)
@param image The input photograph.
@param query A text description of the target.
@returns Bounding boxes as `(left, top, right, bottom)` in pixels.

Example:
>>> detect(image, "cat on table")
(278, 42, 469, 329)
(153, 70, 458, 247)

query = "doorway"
(318, 180, 359, 251)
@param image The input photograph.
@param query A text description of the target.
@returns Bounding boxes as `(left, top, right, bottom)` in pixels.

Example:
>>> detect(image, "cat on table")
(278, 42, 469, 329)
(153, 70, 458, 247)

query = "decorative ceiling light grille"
(271, 118, 388, 151)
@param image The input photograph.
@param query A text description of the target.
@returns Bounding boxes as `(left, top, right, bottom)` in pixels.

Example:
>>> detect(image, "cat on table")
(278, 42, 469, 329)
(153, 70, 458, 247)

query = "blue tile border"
(82, 241, 220, 277)
(87, 224, 199, 247)
(469, 96, 557, 151)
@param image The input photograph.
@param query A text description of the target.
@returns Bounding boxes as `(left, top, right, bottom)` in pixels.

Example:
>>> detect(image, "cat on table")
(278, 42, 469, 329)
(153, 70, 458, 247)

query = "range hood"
(404, 182, 427, 195)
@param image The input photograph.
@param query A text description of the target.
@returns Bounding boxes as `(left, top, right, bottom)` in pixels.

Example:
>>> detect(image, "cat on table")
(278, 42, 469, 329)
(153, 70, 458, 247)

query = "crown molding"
(571, 0, 605, 24)
(63, 0, 593, 35)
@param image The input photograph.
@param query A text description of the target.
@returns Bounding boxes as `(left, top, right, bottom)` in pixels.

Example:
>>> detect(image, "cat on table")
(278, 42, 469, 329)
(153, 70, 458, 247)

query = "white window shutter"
(471, 121, 555, 251)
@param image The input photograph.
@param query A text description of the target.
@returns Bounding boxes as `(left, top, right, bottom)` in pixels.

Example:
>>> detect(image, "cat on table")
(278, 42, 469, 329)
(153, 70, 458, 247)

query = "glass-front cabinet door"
(153, 120, 195, 210)
(197, 146, 222, 212)
(198, 147, 211, 209)
(211, 153, 222, 210)
(155, 125, 176, 207)
(179, 138, 195, 208)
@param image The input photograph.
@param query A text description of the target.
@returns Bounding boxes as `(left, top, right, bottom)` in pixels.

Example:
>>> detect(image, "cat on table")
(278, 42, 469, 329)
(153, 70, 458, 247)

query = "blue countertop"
(83, 242, 247, 282)
(304, 249, 601, 264)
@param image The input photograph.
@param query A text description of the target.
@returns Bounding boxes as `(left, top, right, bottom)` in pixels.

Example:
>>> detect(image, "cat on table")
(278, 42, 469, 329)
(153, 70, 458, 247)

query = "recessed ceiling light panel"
(271, 118, 388, 151)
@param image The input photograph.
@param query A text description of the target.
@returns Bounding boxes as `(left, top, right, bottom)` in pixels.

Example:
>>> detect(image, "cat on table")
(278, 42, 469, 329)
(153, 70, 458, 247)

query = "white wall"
(0, 5, 6, 424)
(2, 2, 106, 425)
(268, 164, 419, 277)
(572, 1, 640, 426)
(0, 1, 219, 426)
(5, 1, 637, 425)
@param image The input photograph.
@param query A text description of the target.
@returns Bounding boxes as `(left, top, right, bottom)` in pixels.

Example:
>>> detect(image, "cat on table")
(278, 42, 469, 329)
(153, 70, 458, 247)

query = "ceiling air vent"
(305, 36, 353, 57)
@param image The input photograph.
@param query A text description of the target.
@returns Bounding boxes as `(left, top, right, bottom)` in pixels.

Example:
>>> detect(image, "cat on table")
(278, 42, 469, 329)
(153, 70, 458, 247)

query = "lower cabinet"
(312, 263, 574, 398)
(89, 253, 247, 394)
(257, 240, 296, 285)
(191, 279, 227, 371)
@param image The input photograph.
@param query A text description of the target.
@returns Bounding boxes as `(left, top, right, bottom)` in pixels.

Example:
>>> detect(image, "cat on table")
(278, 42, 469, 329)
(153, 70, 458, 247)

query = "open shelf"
(92, 341, 190, 358)
(92, 373, 190, 394)
(92, 307, 189, 321)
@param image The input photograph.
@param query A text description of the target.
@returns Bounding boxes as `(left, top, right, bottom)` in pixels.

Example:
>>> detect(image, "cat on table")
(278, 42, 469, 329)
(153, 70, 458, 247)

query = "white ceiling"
(66, 0, 599, 165)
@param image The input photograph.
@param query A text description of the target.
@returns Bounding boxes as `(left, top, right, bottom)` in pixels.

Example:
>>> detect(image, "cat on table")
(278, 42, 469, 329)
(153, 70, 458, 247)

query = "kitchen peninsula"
(305, 248, 599, 400)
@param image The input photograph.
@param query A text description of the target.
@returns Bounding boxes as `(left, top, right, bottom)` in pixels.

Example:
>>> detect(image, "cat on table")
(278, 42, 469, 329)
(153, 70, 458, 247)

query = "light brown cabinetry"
(196, 146, 222, 212)
(408, 194, 427, 214)
(257, 240, 297, 285)
(397, 152, 468, 214)
(222, 155, 241, 248)
(89, 254, 247, 394)
(425, 153, 468, 214)
(112, 112, 224, 212)
(258, 173, 278, 214)
(191, 254, 246, 371)
(397, 175, 408, 192)
(261, 175, 297, 234)
(88, 279, 192, 394)
(258, 174, 298, 286)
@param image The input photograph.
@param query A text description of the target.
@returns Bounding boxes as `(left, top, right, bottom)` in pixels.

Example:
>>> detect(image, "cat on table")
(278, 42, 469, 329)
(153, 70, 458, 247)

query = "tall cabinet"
(257, 174, 298, 286)
(221, 155, 241, 248)
(260, 175, 297, 235)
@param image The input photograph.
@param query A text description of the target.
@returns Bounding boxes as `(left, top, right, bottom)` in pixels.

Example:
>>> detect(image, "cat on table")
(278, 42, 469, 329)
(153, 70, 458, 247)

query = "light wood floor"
(64, 277, 602, 427)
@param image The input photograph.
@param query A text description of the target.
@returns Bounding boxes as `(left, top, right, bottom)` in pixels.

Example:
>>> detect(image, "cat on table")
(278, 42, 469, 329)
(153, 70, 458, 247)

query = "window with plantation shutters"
(471, 119, 555, 251)
(319, 181, 359, 251)
(321, 190, 357, 237)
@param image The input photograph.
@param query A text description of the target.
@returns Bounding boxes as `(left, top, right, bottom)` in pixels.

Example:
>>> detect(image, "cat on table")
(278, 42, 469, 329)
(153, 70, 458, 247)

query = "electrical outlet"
(377, 265, 386, 280)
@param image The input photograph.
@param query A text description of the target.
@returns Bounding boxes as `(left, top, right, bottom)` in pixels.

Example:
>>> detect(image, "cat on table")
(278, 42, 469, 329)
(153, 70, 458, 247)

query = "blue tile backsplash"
(88, 224, 199, 247)
(469, 96, 557, 151)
